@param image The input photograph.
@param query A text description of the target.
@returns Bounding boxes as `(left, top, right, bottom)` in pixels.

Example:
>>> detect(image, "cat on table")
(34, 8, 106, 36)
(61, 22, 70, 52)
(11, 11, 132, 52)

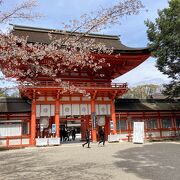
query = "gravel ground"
(0, 142, 180, 180)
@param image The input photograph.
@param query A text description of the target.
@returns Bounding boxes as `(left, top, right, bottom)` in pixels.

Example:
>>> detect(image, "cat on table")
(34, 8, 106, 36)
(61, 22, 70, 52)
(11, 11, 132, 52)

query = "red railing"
(23, 81, 128, 89)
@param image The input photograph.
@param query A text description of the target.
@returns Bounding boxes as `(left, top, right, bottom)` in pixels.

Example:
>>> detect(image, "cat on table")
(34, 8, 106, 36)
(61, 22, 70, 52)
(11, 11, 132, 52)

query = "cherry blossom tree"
(0, 0, 41, 23)
(0, 0, 144, 94)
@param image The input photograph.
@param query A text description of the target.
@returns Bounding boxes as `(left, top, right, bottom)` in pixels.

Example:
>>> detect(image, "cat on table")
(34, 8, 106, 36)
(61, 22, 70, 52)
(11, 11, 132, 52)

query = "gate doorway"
(60, 116, 91, 143)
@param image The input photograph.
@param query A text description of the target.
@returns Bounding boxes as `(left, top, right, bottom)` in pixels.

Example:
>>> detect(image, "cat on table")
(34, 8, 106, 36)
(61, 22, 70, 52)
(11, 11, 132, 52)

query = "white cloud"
(113, 57, 170, 86)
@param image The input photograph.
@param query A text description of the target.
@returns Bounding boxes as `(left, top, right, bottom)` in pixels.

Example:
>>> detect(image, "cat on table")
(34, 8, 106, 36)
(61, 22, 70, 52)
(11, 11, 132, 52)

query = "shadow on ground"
(113, 143, 180, 180)
(0, 147, 110, 180)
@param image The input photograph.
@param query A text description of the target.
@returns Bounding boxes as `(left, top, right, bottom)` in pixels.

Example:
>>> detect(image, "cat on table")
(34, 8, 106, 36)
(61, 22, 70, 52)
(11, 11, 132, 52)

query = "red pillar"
(91, 99, 97, 142)
(55, 100, 60, 138)
(158, 112, 162, 138)
(111, 100, 117, 134)
(81, 119, 86, 140)
(105, 116, 110, 140)
(30, 100, 36, 145)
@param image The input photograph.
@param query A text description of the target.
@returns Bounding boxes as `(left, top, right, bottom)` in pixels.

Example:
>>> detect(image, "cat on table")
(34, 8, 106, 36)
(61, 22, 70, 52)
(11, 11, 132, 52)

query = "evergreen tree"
(0, 90, 7, 97)
(145, 0, 180, 98)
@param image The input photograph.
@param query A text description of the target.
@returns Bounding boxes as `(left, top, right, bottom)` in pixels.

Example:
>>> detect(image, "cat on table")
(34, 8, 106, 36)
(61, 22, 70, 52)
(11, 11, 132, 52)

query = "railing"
(23, 81, 128, 89)
(0, 135, 30, 147)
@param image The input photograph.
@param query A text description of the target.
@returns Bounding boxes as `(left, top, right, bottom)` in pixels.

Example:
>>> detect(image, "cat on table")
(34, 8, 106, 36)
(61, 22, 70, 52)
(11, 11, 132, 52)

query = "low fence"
(0, 136, 30, 147)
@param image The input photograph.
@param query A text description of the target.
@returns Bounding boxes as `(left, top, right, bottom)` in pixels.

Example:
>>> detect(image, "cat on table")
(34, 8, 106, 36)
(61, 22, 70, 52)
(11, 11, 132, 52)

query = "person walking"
(98, 127, 105, 146)
(63, 128, 69, 142)
(60, 128, 63, 142)
(71, 128, 76, 141)
(82, 129, 90, 148)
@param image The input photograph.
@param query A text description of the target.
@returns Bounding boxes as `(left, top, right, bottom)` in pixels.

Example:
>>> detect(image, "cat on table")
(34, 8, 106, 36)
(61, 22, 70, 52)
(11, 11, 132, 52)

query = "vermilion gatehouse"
(0, 25, 179, 147)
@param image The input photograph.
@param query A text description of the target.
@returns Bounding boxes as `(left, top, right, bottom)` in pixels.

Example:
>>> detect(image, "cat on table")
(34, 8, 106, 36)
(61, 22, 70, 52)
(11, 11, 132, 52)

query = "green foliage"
(123, 84, 161, 99)
(0, 90, 7, 97)
(0, 90, 19, 97)
(145, 0, 180, 98)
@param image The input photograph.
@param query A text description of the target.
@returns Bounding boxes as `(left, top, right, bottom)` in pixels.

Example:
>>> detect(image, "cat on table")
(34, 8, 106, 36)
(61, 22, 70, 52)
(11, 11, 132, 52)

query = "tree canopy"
(0, 0, 144, 95)
(122, 84, 162, 99)
(145, 0, 180, 98)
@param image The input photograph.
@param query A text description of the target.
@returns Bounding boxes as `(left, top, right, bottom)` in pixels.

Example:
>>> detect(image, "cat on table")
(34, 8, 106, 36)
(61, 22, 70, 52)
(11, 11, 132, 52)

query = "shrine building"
(0, 25, 179, 147)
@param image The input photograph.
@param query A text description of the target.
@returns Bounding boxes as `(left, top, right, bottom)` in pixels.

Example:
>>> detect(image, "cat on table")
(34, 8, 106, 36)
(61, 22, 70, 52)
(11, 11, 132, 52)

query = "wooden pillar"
(81, 119, 86, 140)
(143, 112, 147, 140)
(118, 113, 121, 135)
(172, 115, 176, 136)
(91, 99, 97, 142)
(105, 116, 109, 140)
(127, 112, 131, 141)
(30, 100, 36, 145)
(111, 100, 117, 134)
(157, 112, 162, 138)
(55, 100, 60, 138)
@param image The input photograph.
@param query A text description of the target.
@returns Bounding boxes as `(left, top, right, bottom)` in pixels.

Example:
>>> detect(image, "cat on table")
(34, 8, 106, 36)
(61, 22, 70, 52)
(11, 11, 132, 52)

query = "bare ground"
(0, 142, 180, 180)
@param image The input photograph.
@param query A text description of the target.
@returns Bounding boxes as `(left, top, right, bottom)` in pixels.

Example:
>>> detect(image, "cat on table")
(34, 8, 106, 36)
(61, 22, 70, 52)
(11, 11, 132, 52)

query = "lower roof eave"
(0, 111, 31, 114)
(115, 110, 180, 113)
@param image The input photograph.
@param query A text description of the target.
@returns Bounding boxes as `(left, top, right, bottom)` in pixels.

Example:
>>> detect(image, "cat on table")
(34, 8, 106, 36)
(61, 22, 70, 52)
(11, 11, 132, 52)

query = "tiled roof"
(115, 99, 180, 112)
(11, 24, 149, 54)
(0, 97, 31, 113)
(0, 97, 179, 114)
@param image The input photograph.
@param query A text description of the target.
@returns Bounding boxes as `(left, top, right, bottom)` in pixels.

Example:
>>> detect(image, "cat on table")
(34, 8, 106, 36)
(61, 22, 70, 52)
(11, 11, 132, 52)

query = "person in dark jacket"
(82, 129, 90, 148)
(98, 127, 105, 146)
(63, 128, 69, 141)
(71, 128, 76, 141)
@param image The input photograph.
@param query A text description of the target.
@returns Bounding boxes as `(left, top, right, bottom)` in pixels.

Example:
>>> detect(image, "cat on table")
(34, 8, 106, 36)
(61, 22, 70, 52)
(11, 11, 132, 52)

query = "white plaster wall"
(162, 131, 172, 137)
(47, 97, 54, 101)
(71, 97, 80, 101)
(9, 139, 21, 145)
(61, 97, 70, 101)
(146, 131, 160, 138)
(36, 105, 40, 118)
(22, 138, 30, 145)
(0, 139, 6, 146)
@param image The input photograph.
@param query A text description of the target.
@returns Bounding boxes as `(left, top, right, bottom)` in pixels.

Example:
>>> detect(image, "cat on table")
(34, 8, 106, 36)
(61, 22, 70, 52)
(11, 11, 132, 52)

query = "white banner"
(0, 123, 21, 137)
(62, 104, 71, 116)
(80, 104, 88, 115)
(133, 122, 144, 144)
(72, 104, 80, 115)
(40, 105, 51, 117)
(95, 104, 110, 115)
(99, 104, 107, 115)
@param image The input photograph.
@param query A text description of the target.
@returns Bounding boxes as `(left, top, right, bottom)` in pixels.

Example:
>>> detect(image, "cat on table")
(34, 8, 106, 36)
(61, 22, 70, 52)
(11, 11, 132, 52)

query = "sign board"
(133, 122, 144, 144)
(52, 124, 56, 134)
(40, 125, 44, 132)
(110, 120, 114, 130)
(91, 112, 96, 129)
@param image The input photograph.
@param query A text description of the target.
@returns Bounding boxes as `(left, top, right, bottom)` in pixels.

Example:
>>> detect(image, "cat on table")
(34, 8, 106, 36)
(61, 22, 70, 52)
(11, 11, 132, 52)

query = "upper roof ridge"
(10, 24, 120, 40)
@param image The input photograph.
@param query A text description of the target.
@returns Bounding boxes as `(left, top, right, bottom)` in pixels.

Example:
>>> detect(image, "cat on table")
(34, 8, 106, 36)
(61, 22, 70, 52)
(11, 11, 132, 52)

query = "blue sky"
(0, 0, 170, 86)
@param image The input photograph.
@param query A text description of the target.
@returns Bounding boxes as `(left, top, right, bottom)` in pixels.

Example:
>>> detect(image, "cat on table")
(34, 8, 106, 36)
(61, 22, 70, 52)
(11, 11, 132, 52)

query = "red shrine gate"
(0, 25, 150, 146)
(23, 81, 128, 144)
